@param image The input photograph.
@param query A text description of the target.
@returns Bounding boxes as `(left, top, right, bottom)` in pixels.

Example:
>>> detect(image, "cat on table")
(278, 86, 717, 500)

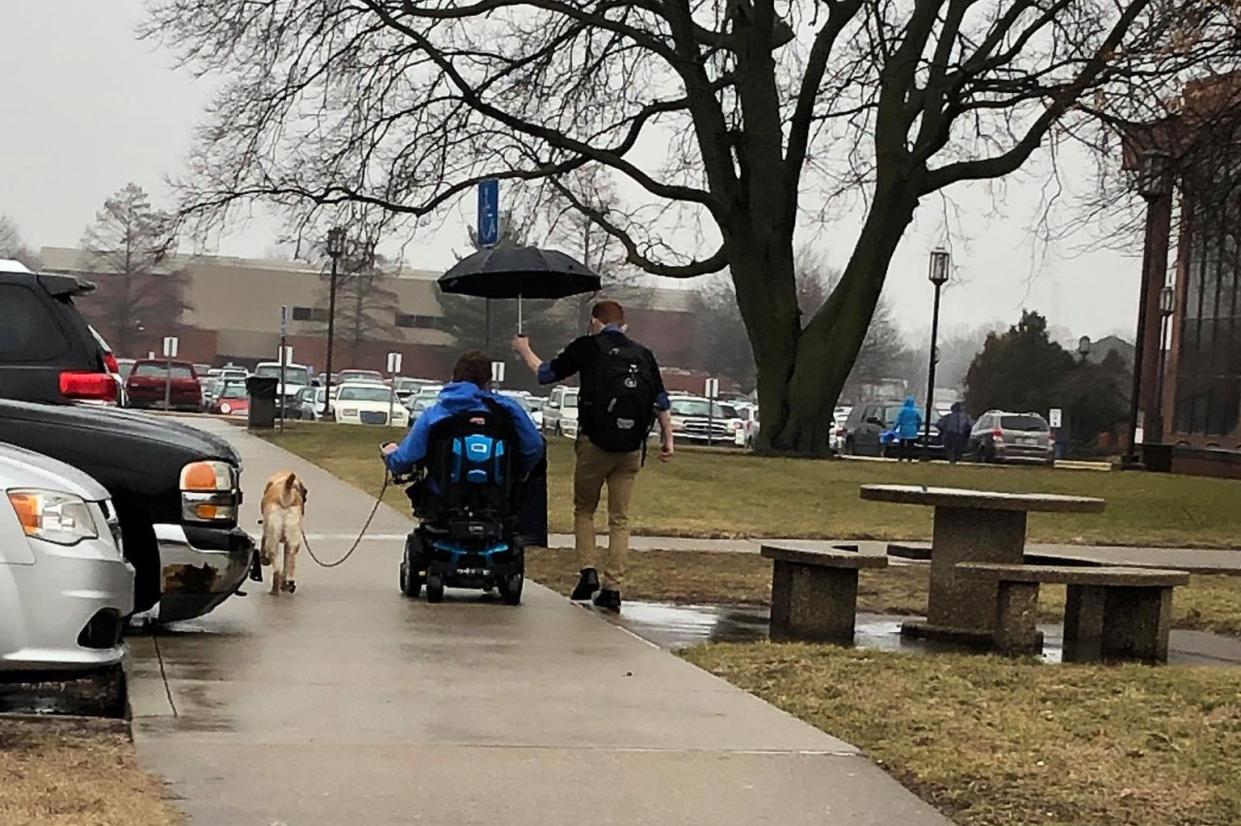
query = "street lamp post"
(1077, 335, 1092, 364)
(1153, 284, 1176, 444)
(323, 227, 347, 416)
(923, 247, 951, 461)
(1125, 149, 1174, 467)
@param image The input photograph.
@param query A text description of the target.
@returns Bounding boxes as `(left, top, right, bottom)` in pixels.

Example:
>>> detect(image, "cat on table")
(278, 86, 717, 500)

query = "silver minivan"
(0, 443, 134, 673)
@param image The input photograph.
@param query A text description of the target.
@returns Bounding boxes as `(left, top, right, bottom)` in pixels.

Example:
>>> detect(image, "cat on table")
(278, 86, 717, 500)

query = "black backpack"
(586, 337, 658, 452)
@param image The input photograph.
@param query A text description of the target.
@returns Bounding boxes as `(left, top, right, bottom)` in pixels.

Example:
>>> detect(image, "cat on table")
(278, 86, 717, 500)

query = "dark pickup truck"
(0, 260, 255, 621)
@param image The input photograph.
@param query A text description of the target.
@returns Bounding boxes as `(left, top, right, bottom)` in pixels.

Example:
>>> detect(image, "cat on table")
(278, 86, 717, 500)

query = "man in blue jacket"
(382, 350, 544, 480)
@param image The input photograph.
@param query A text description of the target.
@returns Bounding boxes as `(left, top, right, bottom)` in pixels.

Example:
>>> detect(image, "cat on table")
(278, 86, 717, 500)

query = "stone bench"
(761, 545, 888, 643)
(956, 563, 1191, 663)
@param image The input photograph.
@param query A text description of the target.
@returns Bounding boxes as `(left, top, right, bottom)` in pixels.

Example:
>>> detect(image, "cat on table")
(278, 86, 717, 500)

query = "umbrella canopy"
(438, 245, 601, 300)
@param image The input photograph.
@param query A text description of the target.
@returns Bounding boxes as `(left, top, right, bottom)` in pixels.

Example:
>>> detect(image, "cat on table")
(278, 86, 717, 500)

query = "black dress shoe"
(570, 568, 600, 601)
(593, 589, 621, 612)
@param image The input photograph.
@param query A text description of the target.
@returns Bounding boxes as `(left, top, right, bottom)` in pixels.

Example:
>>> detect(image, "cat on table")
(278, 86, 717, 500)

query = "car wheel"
(555, 423, 564, 438)
(425, 573, 445, 603)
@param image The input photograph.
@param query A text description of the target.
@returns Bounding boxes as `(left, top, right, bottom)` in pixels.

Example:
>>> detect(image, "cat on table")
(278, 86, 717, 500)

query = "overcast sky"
(1, 1, 1149, 347)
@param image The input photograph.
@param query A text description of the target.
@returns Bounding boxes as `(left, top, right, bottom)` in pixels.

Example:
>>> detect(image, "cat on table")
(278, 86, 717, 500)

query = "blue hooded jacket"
(385, 382, 544, 477)
(894, 396, 923, 440)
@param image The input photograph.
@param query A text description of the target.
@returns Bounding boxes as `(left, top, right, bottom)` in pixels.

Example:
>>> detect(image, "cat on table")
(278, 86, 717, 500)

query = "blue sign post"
(478, 178, 500, 247)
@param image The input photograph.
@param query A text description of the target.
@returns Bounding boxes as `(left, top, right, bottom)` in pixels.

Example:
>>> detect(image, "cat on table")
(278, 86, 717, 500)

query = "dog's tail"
(281, 472, 301, 507)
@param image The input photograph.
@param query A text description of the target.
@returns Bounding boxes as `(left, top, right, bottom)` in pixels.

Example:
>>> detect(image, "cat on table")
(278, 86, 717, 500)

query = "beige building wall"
(39, 247, 454, 347)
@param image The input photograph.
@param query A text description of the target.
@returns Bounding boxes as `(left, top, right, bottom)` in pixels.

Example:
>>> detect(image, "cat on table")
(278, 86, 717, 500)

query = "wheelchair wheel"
(399, 560, 423, 598)
(400, 536, 424, 598)
(426, 573, 445, 603)
(498, 572, 523, 606)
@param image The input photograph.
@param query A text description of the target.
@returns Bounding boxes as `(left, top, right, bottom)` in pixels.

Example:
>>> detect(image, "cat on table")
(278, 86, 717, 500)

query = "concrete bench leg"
(1102, 586, 1174, 663)
(992, 581, 1041, 655)
(769, 560, 859, 643)
(1063, 585, 1107, 663)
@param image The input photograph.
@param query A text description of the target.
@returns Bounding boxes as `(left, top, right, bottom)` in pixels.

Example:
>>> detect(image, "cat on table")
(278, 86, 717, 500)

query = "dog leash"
(299, 473, 392, 569)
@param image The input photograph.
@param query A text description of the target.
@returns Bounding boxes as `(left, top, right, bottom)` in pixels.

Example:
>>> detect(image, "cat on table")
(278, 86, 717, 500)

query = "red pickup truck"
(126, 360, 203, 411)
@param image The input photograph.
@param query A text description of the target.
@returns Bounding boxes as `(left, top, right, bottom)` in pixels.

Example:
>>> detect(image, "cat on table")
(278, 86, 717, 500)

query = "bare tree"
(76, 184, 190, 357)
(0, 216, 40, 269)
(144, 0, 1238, 453)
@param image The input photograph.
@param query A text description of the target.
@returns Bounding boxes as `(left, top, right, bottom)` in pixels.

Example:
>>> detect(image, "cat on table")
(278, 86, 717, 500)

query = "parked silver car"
(969, 410, 1056, 465)
(0, 443, 134, 673)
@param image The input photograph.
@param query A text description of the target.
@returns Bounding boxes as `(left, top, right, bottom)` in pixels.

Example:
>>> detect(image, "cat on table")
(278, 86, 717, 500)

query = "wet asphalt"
(126, 420, 948, 826)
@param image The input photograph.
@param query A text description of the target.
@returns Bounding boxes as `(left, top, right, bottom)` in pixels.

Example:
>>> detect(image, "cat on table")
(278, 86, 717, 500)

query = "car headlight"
(180, 460, 239, 523)
(8, 489, 99, 546)
(220, 402, 233, 414)
(341, 408, 357, 417)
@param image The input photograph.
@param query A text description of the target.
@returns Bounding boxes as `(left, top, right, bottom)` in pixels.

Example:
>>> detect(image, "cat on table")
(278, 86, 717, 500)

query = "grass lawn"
(0, 717, 180, 825)
(258, 422, 1241, 548)
(527, 548, 1241, 636)
(684, 643, 1241, 826)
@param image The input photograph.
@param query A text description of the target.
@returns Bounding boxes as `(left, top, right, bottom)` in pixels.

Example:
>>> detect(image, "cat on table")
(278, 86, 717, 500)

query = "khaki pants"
(573, 438, 642, 591)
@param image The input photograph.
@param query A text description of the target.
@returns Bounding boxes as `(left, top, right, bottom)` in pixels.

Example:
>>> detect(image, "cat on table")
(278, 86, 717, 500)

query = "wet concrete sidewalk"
(128, 420, 947, 826)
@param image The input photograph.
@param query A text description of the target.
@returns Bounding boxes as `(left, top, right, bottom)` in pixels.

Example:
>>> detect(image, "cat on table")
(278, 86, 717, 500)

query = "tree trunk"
(747, 185, 920, 455)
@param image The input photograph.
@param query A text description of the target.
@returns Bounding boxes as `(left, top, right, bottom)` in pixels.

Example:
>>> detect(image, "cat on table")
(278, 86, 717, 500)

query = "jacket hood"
(436, 381, 497, 411)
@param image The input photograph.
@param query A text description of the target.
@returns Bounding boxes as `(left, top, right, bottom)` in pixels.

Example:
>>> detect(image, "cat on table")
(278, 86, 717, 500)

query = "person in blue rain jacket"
(893, 396, 923, 462)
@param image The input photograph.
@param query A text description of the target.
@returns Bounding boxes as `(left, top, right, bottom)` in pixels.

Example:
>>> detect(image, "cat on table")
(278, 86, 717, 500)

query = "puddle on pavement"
(615, 601, 1072, 662)
(617, 602, 1241, 667)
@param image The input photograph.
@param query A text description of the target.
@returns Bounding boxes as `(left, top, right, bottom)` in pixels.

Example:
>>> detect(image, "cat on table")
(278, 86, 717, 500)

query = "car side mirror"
(867, 417, 884, 427)
(548, 401, 560, 409)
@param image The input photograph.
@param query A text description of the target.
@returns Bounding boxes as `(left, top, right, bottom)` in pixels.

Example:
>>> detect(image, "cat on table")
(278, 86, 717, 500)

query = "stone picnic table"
(859, 484, 1106, 644)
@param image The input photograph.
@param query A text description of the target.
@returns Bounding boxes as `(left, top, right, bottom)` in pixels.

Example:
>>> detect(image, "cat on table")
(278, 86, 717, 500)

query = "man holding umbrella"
(513, 300, 674, 612)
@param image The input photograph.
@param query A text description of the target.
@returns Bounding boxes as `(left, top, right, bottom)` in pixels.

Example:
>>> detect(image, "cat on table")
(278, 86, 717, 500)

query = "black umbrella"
(438, 245, 602, 332)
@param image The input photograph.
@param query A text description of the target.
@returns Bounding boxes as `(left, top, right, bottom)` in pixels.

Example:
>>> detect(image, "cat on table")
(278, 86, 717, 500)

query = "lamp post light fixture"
(323, 227, 347, 413)
(1137, 150, 1173, 202)
(1077, 335, 1092, 364)
(922, 247, 951, 460)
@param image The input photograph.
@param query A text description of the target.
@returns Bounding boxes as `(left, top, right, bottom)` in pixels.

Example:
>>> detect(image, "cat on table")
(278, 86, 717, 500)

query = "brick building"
(38, 246, 700, 384)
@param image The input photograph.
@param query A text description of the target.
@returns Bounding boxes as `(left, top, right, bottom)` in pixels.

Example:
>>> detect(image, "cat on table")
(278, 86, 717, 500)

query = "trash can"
(246, 376, 278, 430)
(517, 440, 549, 548)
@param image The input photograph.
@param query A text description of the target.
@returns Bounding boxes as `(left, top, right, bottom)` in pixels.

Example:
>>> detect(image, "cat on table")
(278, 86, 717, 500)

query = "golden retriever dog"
(260, 470, 307, 595)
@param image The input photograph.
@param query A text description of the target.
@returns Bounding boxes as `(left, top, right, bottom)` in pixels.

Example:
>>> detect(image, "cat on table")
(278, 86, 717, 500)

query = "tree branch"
(547, 177, 728, 277)
(921, 0, 1154, 194)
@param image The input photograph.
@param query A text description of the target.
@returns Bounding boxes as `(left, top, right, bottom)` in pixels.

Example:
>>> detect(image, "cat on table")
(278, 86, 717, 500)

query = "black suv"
(0, 260, 255, 620)
(0, 264, 122, 404)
